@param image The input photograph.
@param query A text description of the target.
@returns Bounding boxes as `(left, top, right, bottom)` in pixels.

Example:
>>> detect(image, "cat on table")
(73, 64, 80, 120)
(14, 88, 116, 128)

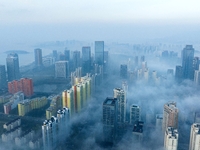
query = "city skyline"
(1, 1, 200, 149)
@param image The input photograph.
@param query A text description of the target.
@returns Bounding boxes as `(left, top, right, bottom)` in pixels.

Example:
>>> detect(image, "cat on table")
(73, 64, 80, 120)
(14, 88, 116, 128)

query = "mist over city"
(0, 1, 200, 150)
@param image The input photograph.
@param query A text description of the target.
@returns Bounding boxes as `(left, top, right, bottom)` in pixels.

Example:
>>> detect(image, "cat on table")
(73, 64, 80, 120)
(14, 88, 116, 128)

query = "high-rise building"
(0, 65, 7, 88)
(175, 65, 183, 83)
(189, 123, 200, 150)
(130, 104, 141, 125)
(20, 78, 33, 97)
(182, 45, 194, 80)
(132, 121, 144, 142)
(42, 108, 69, 150)
(120, 64, 128, 79)
(52, 50, 58, 61)
(34, 48, 43, 67)
(6, 53, 20, 81)
(82, 47, 91, 75)
(156, 114, 163, 129)
(162, 102, 178, 132)
(194, 70, 200, 85)
(62, 89, 74, 117)
(164, 127, 178, 150)
(64, 48, 70, 61)
(193, 57, 199, 71)
(73, 51, 81, 70)
(95, 41, 104, 65)
(103, 97, 118, 143)
(113, 88, 126, 123)
(55, 61, 69, 78)
(8, 78, 33, 97)
(193, 57, 200, 79)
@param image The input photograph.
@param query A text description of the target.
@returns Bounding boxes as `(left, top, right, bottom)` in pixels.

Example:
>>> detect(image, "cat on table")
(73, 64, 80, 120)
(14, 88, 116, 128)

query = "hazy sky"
(0, 0, 200, 50)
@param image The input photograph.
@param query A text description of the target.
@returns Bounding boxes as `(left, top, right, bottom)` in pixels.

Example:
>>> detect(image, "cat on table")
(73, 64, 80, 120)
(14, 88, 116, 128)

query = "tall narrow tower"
(130, 104, 141, 125)
(164, 127, 178, 150)
(113, 88, 126, 123)
(95, 41, 104, 65)
(0, 65, 7, 88)
(182, 45, 194, 80)
(6, 53, 20, 81)
(189, 123, 200, 150)
(103, 97, 118, 143)
(73, 51, 81, 70)
(162, 102, 178, 132)
(34, 48, 43, 67)
(82, 46, 91, 75)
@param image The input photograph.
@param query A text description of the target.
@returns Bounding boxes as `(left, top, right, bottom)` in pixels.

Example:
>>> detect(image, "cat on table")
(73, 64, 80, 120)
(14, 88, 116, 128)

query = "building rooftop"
(103, 97, 117, 105)
(131, 104, 139, 108)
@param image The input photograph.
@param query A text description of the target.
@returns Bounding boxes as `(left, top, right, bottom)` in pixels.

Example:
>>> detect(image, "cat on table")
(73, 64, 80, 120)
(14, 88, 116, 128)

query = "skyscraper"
(55, 61, 69, 78)
(175, 65, 183, 83)
(130, 104, 141, 125)
(182, 45, 194, 80)
(120, 64, 128, 79)
(95, 41, 104, 65)
(193, 57, 199, 71)
(162, 102, 178, 132)
(103, 97, 118, 143)
(192, 57, 200, 79)
(194, 70, 200, 85)
(0, 65, 7, 88)
(82, 47, 91, 75)
(52, 50, 58, 61)
(73, 51, 81, 70)
(34, 48, 43, 67)
(164, 127, 178, 150)
(132, 121, 144, 142)
(113, 88, 126, 123)
(64, 48, 70, 61)
(62, 89, 74, 117)
(6, 53, 20, 81)
(189, 123, 200, 150)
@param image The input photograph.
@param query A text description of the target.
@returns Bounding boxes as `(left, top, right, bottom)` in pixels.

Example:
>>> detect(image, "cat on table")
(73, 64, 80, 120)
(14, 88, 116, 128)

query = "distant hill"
(4, 50, 29, 54)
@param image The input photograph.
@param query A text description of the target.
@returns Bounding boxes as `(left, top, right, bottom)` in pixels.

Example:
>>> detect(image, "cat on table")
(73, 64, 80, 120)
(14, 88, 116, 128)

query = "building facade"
(55, 61, 69, 78)
(73, 51, 81, 70)
(113, 88, 126, 123)
(120, 64, 128, 79)
(6, 53, 20, 81)
(34, 48, 43, 67)
(130, 104, 141, 125)
(182, 45, 194, 80)
(189, 123, 200, 150)
(0, 65, 7, 88)
(164, 127, 178, 150)
(103, 97, 118, 143)
(162, 102, 178, 132)
(8, 78, 33, 97)
(64, 49, 70, 61)
(82, 46, 91, 75)
(194, 70, 200, 85)
(95, 41, 104, 65)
